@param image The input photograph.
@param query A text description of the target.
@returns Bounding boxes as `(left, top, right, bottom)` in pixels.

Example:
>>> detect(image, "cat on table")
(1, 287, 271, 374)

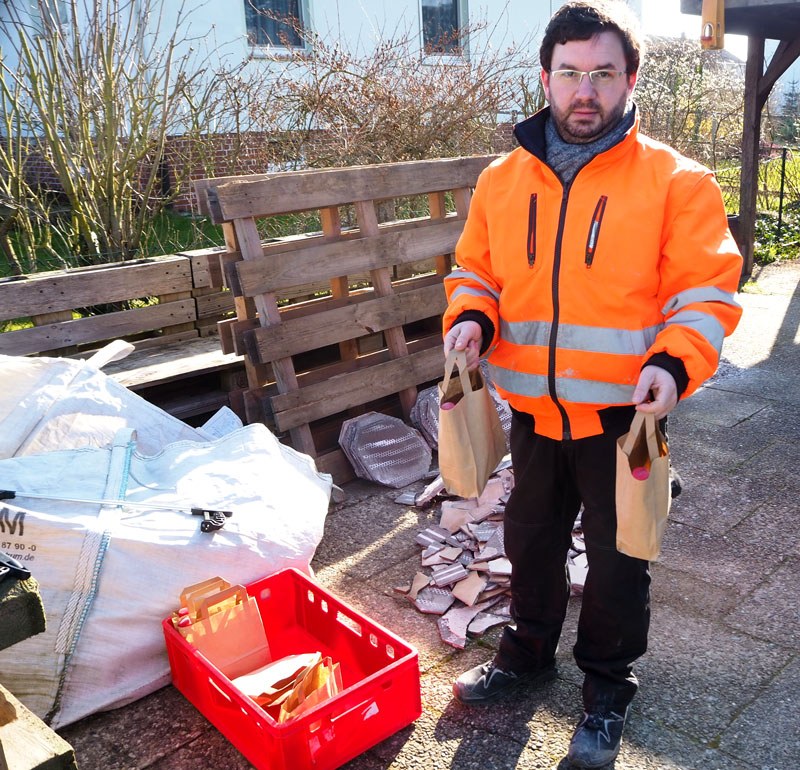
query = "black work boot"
(452, 659, 556, 705)
(567, 705, 630, 768)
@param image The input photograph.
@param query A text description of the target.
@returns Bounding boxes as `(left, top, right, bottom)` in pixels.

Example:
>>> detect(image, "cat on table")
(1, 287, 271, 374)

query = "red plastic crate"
(163, 568, 421, 770)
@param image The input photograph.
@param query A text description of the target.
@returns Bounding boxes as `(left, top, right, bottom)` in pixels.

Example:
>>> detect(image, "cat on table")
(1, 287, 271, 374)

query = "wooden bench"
(196, 155, 497, 480)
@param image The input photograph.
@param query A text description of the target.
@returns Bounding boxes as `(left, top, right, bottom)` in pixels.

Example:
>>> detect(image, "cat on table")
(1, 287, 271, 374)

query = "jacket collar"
(513, 103, 639, 164)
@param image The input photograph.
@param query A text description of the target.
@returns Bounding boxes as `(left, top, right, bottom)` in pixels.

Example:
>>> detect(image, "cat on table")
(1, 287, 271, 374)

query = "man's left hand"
(632, 366, 678, 419)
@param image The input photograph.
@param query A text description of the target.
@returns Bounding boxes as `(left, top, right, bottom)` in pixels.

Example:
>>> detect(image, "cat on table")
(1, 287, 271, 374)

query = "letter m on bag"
(0, 508, 25, 536)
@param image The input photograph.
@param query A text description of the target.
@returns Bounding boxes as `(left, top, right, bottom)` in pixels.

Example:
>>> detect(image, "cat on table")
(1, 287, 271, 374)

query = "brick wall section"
(14, 125, 519, 215)
(167, 124, 519, 213)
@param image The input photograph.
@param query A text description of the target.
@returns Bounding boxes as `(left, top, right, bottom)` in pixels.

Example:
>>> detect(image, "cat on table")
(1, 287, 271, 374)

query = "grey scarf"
(545, 103, 636, 185)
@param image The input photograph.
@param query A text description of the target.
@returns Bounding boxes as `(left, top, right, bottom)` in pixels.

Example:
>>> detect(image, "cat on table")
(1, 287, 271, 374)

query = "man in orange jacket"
(443, 1, 742, 766)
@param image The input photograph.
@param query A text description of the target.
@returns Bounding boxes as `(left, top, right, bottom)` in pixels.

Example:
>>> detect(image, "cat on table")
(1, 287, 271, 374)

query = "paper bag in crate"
(437, 349, 506, 499)
(183, 584, 270, 679)
(615, 411, 671, 561)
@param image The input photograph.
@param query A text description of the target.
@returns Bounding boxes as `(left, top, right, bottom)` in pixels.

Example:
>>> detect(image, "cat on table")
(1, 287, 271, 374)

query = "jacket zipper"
(527, 193, 537, 267)
(549, 185, 573, 440)
(585, 195, 608, 267)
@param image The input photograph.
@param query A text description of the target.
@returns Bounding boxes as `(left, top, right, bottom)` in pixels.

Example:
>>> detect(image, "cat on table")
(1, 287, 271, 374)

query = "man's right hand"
(443, 320, 482, 371)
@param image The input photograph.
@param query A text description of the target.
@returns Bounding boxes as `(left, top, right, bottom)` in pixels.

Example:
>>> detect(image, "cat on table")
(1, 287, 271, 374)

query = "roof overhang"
(680, 0, 800, 41)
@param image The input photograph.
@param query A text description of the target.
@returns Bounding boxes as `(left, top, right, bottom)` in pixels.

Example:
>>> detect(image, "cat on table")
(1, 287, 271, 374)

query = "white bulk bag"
(0, 424, 331, 728)
(0, 343, 201, 460)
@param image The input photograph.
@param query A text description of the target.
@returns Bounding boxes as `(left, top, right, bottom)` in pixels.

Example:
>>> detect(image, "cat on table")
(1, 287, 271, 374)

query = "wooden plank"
(247, 281, 446, 362)
(322, 206, 360, 363)
(229, 275, 441, 359)
(453, 187, 473, 219)
(127, 330, 200, 351)
(0, 299, 197, 356)
(210, 156, 497, 222)
(184, 247, 226, 288)
(31, 310, 72, 326)
(157, 290, 196, 337)
(242, 333, 441, 403)
(194, 169, 322, 218)
(234, 216, 464, 297)
(429, 191, 453, 277)
(100, 336, 242, 389)
(355, 199, 417, 417)
(0, 256, 192, 319)
(218, 317, 237, 354)
(257, 213, 446, 259)
(222, 222, 267, 394)
(233, 216, 317, 456)
(271, 345, 443, 431)
(151, 389, 231, 421)
(0, 684, 77, 770)
(315, 448, 355, 485)
(195, 290, 235, 319)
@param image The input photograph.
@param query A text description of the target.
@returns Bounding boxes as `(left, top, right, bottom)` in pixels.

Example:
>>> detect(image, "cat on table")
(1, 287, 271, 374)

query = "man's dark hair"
(540, 1, 644, 75)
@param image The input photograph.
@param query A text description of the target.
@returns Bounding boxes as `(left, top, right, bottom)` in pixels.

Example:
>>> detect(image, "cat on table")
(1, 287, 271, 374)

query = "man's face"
(541, 31, 636, 144)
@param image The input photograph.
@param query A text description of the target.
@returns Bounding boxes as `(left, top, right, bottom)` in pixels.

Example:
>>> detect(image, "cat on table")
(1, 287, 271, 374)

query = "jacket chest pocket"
(526, 193, 538, 268)
(584, 195, 608, 267)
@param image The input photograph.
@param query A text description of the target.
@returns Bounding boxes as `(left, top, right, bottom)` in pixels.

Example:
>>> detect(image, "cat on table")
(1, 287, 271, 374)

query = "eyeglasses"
(549, 69, 627, 89)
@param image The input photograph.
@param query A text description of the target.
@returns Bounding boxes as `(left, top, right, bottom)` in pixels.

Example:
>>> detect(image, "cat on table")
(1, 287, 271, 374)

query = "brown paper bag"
(232, 652, 322, 708)
(182, 584, 271, 679)
(437, 349, 507, 499)
(179, 576, 231, 620)
(278, 656, 343, 723)
(615, 411, 671, 561)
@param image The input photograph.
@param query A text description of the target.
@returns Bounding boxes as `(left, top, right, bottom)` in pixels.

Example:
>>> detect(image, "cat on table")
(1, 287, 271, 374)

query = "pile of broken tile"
(393, 467, 589, 649)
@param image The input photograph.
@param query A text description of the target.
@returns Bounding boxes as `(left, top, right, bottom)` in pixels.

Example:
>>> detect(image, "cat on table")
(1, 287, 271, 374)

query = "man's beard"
(550, 94, 628, 145)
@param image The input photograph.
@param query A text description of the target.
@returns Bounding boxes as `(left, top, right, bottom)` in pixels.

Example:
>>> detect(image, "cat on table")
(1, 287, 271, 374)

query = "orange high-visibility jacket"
(443, 108, 743, 441)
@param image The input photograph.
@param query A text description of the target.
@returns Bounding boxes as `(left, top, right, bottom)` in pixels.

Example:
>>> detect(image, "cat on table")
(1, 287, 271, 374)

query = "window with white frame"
(245, 0, 305, 48)
(421, 0, 465, 54)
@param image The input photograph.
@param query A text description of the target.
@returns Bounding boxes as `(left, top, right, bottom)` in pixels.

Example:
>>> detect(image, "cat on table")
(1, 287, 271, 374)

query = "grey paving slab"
(650, 561, 744, 622)
(58, 685, 210, 770)
(718, 654, 800, 769)
(667, 411, 775, 478)
(312, 494, 429, 581)
(724, 555, 800, 649)
(671, 386, 770, 427)
(706, 367, 800, 406)
(636, 607, 792, 744)
(665, 468, 781, 535)
(655, 495, 798, 602)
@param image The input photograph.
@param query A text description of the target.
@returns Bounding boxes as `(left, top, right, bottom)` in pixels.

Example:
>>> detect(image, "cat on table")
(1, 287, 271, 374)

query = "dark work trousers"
(497, 406, 651, 711)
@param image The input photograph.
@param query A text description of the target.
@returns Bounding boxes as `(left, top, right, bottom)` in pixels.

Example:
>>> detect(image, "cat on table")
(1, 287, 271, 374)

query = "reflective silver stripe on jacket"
(444, 270, 501, 301)
(500, 319, 662, 356)
(662, 286, 740, 315)
(488, 363, 636, 404)
(451, 286, 499, 303)
(665, 309, 725, 353)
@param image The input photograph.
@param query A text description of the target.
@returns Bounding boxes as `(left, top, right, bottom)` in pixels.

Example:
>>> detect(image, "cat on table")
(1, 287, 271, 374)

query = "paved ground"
(59, 260, 800, 769)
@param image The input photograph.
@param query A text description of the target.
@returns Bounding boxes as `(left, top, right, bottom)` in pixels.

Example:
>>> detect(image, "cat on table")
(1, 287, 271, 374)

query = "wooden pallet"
(198, 156, 497, 481)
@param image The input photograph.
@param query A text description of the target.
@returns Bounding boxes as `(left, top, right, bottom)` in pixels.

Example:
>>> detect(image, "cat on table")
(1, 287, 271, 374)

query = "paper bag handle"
(622, 411, 660, 462)
(441, 349, 475, 400)
(181, 576, 231, 615)
(195, 584, 248, 620)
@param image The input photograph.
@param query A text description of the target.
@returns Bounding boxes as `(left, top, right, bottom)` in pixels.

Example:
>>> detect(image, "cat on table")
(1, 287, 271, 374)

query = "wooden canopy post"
(739, 35, 800, 277)
(739, 36, 764, 279)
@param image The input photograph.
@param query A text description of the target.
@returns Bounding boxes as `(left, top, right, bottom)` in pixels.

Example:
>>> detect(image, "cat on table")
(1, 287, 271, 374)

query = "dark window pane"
(422, 0, 460, 54)
(246, 0, 303, 47)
